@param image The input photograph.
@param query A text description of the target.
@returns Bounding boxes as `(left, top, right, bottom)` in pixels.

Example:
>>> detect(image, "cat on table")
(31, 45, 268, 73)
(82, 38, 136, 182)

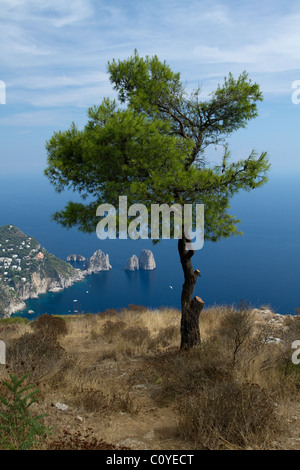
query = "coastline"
(3, 267, 87, 319)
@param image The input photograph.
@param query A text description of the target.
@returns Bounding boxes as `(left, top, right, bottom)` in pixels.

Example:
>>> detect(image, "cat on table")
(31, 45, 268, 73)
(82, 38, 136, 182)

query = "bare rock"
(66, 254, 86, 262)
(139, 249, 156, 270)
(54, 402, 69, 411)
(85, 250, 112, 273)
(251, 308, 275, 322)
(116, 438, 149, 450)
(125, 255, 139, 271)
(143, 429, 155, 440)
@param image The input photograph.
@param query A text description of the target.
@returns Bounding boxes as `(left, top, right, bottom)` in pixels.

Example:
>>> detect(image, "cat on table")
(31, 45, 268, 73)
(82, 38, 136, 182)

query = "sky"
(0, 0, 300, 176)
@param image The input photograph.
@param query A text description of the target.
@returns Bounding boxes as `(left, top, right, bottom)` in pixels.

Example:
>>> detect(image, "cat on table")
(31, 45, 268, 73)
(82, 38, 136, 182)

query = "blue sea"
(0, 171, 299, 319)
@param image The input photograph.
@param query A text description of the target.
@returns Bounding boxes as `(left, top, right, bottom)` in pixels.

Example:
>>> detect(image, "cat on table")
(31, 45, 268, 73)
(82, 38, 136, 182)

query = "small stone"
(117, 438, 149, 450)
(55, 402, 69, 411)
(132, 384, 147, 390)
(266, 336, 282, 344)
(144, 429, 155, 440)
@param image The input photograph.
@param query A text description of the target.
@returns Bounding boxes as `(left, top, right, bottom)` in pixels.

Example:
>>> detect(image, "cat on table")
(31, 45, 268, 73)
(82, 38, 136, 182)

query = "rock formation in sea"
(85, 249, 112, 274)
(139, 249, 156, 270)
(0, 224, 87, 318)
(125, 254, 139, 271)
(66, 254, 86, 262)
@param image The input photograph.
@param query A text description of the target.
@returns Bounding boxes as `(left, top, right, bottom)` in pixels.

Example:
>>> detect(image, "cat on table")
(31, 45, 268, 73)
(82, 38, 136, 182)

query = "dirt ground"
(2, 307, 300, 451)
(39, 335, 300, 451)
(39, 341, 193, 450)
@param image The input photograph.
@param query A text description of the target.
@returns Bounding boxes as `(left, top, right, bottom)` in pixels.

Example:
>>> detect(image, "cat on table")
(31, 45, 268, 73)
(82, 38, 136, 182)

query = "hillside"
(0, 282, 24, 318)
(1, 305, 300, 450)
(0, 225, 85, 317)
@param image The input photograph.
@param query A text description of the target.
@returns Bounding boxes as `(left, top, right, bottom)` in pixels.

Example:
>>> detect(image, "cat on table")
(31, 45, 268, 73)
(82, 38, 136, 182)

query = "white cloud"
(1, 1, 300, 116)
(0, 108, 88, 128)
(192, 14, 300, 74)
(0, 110, 68, 127)
(9, 71, 108, 90)
(5, 71, 112, 108)
(0, 0, 94, 26)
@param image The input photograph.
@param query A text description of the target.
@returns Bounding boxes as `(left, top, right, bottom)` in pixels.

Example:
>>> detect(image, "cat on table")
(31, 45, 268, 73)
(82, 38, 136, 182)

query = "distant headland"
(0, 225, 86, 318)
(0, 225, 156, 318)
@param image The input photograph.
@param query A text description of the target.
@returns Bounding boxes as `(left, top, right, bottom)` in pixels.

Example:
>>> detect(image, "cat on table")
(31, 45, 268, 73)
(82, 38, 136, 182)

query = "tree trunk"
(178, 237, 204, 349)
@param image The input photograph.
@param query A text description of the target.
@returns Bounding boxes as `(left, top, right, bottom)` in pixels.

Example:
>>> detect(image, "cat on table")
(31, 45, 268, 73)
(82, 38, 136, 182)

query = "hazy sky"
(0, 0, 299, 175)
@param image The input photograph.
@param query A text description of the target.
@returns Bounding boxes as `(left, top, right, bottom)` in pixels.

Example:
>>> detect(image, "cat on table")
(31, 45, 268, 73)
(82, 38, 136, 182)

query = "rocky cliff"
(0, 282, 26, 317)
(125, 254, 139, 271)
(14, 268, 85, 299)
(139, 249, 156, 270)
(85, 249, 112, 274)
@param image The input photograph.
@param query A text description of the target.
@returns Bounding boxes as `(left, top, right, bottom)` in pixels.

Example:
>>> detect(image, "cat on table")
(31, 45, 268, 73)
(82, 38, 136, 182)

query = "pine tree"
(45, 51, 270, 349)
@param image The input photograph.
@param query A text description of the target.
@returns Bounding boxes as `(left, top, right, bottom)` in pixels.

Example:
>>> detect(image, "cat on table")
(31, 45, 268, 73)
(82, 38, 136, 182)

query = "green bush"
(0, 374, 50, 450)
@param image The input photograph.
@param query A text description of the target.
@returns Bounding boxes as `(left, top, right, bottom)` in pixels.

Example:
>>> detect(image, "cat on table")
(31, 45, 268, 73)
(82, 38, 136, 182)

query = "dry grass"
(1, 305, 300, 450)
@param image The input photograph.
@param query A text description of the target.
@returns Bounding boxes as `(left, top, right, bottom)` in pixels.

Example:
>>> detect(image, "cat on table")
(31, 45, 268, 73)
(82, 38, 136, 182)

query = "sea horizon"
(0, 169, 299, 319)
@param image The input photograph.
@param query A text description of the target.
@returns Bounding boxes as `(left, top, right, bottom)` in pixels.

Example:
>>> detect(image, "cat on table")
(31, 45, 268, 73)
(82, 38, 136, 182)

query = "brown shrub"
(176, 380, 278, 449)
(71, 385, 139, 415)
(99, 308, 119, 317)
(47, 429, 131, 450)
(156, 325, 179, 348)
(213, 308, 255, 365)
(128, 304, 148, 312)
(107, 387, 140, 414)
(152, 344, 232, 404)
(31, 314, 68, 339)
(73, 388, 108, 413)
(102, 320, 127, 343)
(0, 324, 18, 336)
(121, 326, 150, 347)
(5, 331, 67, 382)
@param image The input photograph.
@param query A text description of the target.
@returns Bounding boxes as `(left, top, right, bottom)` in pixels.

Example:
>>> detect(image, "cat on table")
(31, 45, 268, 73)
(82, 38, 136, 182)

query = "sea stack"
(66, 254, 86, 262)
(85, 250, 112, 273)
(139, 249, 156, 270)
(125, 254, 139, 271)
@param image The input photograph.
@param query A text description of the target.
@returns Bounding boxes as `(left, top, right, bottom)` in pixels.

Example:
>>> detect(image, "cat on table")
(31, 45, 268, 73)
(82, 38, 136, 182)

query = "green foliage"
(45, 51, 269, 242)
(0, 317, 29, 326)
(0, 374, 49, 450)
(108, 52, 263, 147)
